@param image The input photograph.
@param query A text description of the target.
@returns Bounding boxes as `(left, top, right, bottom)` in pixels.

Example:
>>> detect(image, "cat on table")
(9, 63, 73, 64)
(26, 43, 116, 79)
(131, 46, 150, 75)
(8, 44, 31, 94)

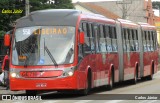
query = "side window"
(99, 25, 107, 53)
(142, 31, 147, 52)
(96, 24, 100, 53)
(126, 29, 130, 52)
(122, 28, 127, 52)
(82, 22, 91, 54)
(129, 29, 134, 51)
(111, 27, 118, 52)
(106, 26, 112, 52)
(147, 31, 151, 51)
(133, 29, 139, 51)
(150, 31, 154, 51)
(89, 23, 95, 53)
(153, 31, 157, 50)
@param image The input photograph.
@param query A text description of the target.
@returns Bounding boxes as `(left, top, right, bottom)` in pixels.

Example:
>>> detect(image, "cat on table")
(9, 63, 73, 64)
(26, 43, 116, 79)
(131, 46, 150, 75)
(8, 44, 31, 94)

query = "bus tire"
(26, 90, 37, 96)
(80, 70, 91, 95)
(108, 69, 114, 90)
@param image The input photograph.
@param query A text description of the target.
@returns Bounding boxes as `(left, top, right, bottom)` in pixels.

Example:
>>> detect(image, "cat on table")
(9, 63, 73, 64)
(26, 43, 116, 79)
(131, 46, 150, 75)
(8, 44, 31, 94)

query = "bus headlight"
(68, 71, 74, 76)
(11, 72, 17, 78)
(63, 70, 74, 77)
(63, 66, 77, 77)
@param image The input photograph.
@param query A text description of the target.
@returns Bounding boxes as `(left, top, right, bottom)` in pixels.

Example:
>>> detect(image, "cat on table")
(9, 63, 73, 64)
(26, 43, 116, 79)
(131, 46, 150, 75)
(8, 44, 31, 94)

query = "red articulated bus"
(4, 9, 158, 95)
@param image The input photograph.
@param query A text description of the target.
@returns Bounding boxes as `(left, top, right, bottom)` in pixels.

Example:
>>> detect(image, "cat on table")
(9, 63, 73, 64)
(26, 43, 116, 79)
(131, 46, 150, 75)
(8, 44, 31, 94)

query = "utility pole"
(25, 0, 29, 16)
(116, 0, 132, 19)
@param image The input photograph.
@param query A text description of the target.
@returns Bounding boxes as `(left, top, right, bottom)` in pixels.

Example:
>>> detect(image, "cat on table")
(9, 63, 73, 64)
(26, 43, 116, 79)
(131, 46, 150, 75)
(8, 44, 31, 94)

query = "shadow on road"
(34, 78, 153, 100)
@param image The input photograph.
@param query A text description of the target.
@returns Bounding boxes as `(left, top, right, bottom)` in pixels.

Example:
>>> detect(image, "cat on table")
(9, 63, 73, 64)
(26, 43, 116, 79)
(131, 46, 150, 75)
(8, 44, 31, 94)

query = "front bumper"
(10, 72, 78, 91)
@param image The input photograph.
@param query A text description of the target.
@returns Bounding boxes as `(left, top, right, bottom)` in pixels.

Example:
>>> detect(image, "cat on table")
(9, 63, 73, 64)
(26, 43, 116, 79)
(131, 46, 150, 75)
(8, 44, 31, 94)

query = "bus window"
(122, 28, 127, 52)
(89, 23, 95, 53)
(105, 25, 109, 38)
(143, 31, 147, 52)
(99, 25, 106, 53)
(153, 31, 157, 50)
(133, 29, 139, 51)
(150, 31, 154, 51)
(129, 29, 134, 51)
(147, 31, 151, 51)
(126, 29, 130, 52)
(82, 22, 91, 55)
(93, 25, 100, 53)
(111, 27, 118, 52)
(106, 26, 112, 52)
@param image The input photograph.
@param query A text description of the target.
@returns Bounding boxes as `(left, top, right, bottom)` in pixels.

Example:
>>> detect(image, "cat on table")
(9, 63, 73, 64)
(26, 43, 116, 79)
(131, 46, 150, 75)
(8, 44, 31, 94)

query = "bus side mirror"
(4, 34, 10, 47)
(79, 32, 85, 44)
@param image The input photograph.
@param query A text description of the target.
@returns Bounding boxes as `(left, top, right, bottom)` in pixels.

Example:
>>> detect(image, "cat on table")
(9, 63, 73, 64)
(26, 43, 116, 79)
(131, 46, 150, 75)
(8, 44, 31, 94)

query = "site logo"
(2, 95, 11, 100)
(2, 9, 23, 14)
(1, 95, 42, 100)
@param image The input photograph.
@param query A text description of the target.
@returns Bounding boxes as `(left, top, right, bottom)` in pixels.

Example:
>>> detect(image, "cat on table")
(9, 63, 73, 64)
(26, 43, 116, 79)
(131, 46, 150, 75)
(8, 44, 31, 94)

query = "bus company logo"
(2, 95, 11, 100)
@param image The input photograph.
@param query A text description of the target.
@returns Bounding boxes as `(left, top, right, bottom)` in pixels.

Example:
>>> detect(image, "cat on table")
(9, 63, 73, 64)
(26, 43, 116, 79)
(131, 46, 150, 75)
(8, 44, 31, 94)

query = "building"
(74, 0, 159, 44)
(74, 2, 120, 19)
(155, 16, 160, 45)
(74, 0, 155, 25)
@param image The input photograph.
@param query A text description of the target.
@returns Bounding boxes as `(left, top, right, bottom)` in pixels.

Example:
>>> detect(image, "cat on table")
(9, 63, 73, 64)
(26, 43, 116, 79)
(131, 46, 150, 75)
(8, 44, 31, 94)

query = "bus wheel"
(108, 71, 114, 90)
(26, 90, 37, 96)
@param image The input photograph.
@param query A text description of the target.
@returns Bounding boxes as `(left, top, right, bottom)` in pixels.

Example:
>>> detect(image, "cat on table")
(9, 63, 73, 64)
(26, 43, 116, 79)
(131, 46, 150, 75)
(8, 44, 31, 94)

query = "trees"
(152, 2, 160, 9)
(0, 0, 23, 32)
(54, 0, 74, 9)
(0, 0, 74, 34)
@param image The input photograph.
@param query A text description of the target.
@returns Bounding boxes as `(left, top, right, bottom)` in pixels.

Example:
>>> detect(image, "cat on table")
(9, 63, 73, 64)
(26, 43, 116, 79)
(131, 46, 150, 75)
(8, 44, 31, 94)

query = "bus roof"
(117, 19, 138, 29)
(138, 22, 156, 30)
(16, 9, 81, 28)
(16, 9, 117, 28)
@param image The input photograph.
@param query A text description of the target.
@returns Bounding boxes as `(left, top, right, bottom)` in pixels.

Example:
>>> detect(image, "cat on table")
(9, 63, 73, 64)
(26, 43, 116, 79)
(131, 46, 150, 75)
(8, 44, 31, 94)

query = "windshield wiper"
(44, 46, 58, 67)
(24, 44, 36, 67)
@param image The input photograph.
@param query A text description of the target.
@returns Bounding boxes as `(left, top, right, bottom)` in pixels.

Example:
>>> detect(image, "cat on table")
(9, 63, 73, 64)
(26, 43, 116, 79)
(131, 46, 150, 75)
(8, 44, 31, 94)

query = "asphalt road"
(1, 71, 160, 103)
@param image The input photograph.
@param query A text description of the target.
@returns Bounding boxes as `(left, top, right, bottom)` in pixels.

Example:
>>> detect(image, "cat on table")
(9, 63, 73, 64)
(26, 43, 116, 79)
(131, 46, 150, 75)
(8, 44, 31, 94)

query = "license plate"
(20, 71, 41, 78)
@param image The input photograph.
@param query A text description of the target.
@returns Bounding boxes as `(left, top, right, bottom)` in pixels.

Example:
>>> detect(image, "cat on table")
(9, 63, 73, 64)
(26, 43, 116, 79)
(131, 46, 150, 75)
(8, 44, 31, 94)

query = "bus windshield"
(12, 26, 75, 66)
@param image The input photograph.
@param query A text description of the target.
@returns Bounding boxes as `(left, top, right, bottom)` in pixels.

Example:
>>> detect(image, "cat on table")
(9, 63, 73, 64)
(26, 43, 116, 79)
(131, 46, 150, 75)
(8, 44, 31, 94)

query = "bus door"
(80, 22, 97, 87)
(81, 22, 96, 68)
(142, 30, 151, 76)
(93, 24, 104, 87)
(98, 24, 108, 85)
(123, 28, 133, 80)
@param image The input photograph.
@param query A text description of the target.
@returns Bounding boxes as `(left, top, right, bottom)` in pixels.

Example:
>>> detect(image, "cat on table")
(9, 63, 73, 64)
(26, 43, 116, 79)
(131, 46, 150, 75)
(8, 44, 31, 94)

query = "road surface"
(1, 71, 160, 103)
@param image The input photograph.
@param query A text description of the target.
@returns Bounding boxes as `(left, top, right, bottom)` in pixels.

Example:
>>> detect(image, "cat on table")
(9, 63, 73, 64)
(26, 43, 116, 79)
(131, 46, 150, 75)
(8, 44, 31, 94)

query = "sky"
(72, 0, 160, 3)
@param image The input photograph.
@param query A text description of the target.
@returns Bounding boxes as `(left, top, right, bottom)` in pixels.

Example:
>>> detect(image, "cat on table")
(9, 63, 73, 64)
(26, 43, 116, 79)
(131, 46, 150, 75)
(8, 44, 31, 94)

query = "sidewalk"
(0, 86, 25, 94)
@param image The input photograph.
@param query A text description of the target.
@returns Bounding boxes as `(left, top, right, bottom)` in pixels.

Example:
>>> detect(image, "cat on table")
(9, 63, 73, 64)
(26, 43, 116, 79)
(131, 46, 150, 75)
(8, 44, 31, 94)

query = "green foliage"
(0, 0, 25, 31)
(0, 30, 5, 38)
(55, 0, 74, 9)
(0, 0, 74, 32)
(152, 2, 160, 9)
